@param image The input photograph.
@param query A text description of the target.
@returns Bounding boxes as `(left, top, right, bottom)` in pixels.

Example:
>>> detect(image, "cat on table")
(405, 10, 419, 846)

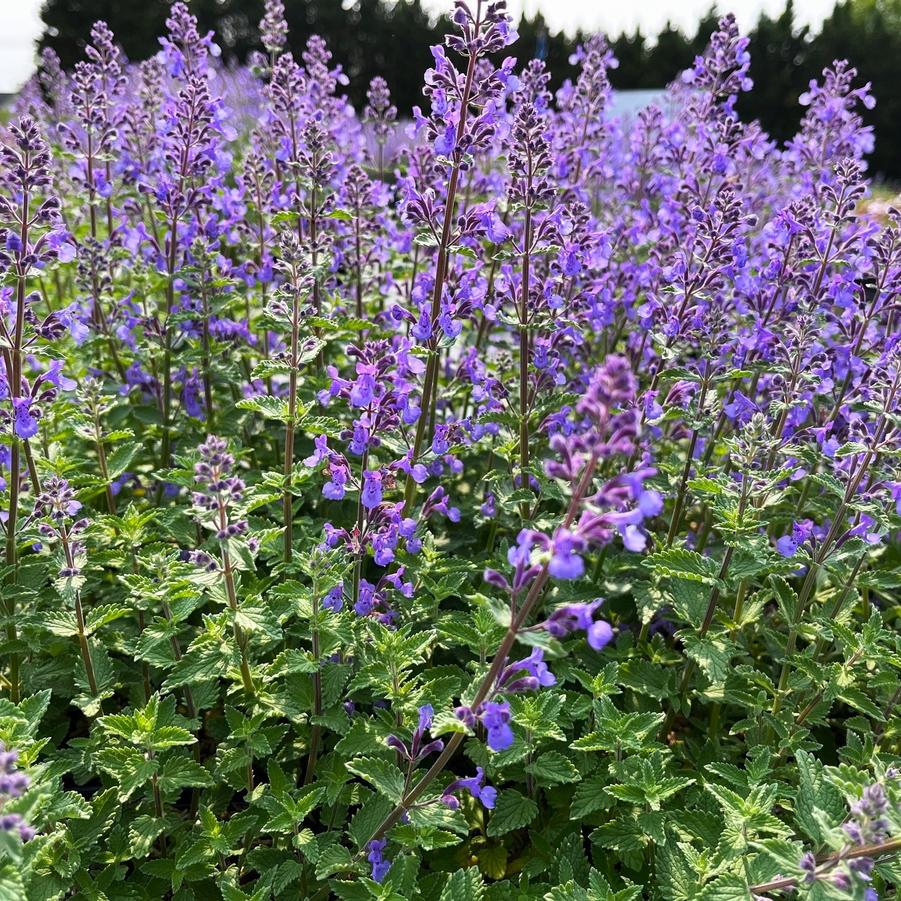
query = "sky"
(1, 0, 838, 93)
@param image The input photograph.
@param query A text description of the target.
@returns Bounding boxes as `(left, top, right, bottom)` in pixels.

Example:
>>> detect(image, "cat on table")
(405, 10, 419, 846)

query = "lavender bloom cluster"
(794, 781, 901, 900)
(0, 2, 899, 898)
(0, 744, 34, 843)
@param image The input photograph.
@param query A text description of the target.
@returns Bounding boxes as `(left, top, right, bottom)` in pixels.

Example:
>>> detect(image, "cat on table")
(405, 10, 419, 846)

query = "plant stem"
(222, 547, 255, 696)
(663, 466, 749, 737)
(61, 525, 99, 698)
(303, 584, 323, 785)
(74, 591, 99, 697)
(283, 267, 302, 565)
(5, 171, 31, 703)
(93, 409, 116, 515)
(403, 38, 480, 510)
(157, 96, 200, 490)
(351, 449, 369, 611)
(200, 264, 215, 431)
(771, 383, 895, 716)
(518, 205, 532, 520)
(749, 837, 901, 895)
(665, 374, 710, 547)
(363, 452, 598, 850)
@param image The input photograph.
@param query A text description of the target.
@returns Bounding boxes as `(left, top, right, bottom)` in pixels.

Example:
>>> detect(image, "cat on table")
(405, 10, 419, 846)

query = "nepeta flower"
(540, 600, 614, 650)
(480, 700, 513, 752)
(386, 704, 444, 762)
(323, 582, 344, 613)
(34, 477, 88, 578)
(0, 743, 34, 842)
(259, 0, 288, 57)
(442, 767, 497, 810)
(361, 470, 383, 509)
(367, 838, 390, 883)
(500, 647, 556, 691)
(775, 519, 817, 557)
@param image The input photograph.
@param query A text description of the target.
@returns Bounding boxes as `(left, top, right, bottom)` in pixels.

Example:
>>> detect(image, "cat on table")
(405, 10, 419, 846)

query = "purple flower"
(361, 470, 383, 509)
(548, 529, 585, 580)
(303, 435, 329, 467)
(417, 704, 433, 733)
(454, 705, 477, 729)
(442, 766, 497, 810)
(387, 703, 443, 764)
(323, 582, 344, 613)
(259, 0, 287, 55)
(587, 620, 614, 650)
(501, 647, 556, 690)
(0, 743, 32, 841)
(540, 599, 614, 651)
(323, 465, 348, 501)
(480, 701, 513, 752)
(775, 520, 815, 557)
(799, 851, 817, 884)
(776, 534, 799, 557)
(350, 366, 376, 407)
(12, 397, 39, 439)
(367, 838, 391, 883)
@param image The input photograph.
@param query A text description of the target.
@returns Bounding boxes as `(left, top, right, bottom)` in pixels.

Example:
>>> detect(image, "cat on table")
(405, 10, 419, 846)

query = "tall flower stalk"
(402, 0, 517, 508)
(271, 232, 315, 564)
(507, 80, 555, 514)
(0, 118, 67, 702)
(188, 436, 255, 695)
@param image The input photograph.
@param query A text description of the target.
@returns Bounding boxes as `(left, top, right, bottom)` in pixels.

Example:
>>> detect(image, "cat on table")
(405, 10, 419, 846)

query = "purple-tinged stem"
(403, 26, 481, 511)
(364, 452, 599, 850)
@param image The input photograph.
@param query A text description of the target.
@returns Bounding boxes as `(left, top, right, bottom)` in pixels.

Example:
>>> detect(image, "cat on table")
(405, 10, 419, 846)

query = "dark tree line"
(37, 0, 901, 179)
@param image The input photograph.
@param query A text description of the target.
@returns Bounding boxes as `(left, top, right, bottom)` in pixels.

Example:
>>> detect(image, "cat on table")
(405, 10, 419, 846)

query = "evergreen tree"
(35, 0, 901, 178)
(610, 31, 649, 89)
(811, 0, 901, 177)
(738, 1, 811, 144)
(645, 23, 693, 87)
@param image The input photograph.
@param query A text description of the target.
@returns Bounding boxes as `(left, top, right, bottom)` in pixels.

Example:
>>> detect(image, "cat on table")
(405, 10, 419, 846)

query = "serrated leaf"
(644, 548, 722, 586)
(525, 751, 580, 785)
(439, 867, 484, 901)
(486, 790, 538, 837)
(346, 757, 405, 803)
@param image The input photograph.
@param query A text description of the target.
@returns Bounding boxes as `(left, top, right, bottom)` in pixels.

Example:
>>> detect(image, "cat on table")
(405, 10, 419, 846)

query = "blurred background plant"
(10, 0, 900, 181)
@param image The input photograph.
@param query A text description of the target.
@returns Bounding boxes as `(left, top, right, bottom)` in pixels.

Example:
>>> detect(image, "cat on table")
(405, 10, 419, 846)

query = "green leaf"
(570, 776, 610, 820)
(486, 790, 538, 837)
(572, 699, 664, 753)
(794, 750, 845, 845)
(158, 756, 213, 793)
(235, 601, 282, 641)
(314, 844, 353, 880)
(644, 548, 723, 586)
(107, 441, 140, 478)
(477, 844, 508, 880)
(347, 793, 393, 849)
(682, 634, 733, 684)
(95, 747, 158, 800)
(525, 751, 580, 786)
(346, 757, 405, 803)
(769, 575, 798, 622)
(260, 787, 322, 834)
(697, 874, 752, 901)
(439, 868, 485, 901)
(656, 842, 700, 901)
(833, 441, 869, 458)
(236, 395, 303, 423)
(85, 604, 131, 635)
(150, 725, 196, 750)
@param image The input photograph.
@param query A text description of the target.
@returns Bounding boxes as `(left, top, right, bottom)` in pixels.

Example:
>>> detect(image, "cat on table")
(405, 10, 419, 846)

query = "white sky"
(1, 0, 837, 93)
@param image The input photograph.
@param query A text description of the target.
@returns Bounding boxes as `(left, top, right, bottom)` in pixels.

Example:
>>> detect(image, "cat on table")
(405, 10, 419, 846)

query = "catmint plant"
(0, 5, 898, 899)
